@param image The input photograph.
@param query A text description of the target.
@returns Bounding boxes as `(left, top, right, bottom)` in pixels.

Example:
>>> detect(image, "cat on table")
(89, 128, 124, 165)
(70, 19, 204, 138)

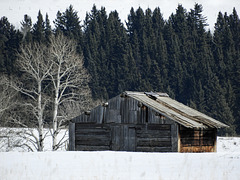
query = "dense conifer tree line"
(0, 4, 239, 135)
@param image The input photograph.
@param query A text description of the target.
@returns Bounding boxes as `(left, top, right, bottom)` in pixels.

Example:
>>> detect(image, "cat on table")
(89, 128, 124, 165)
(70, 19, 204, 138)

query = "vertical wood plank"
(68, 122, 75, 151)
(122, 125, 129, 150)
(122, 97, 129, 124)
(111, 125, 121, 151)
(138, 106, 146, 124)
(171, 123, 178, 152)
(89, 105, 103, 123)
(129, 110, 138, 124)
(128, 127, 136, 151)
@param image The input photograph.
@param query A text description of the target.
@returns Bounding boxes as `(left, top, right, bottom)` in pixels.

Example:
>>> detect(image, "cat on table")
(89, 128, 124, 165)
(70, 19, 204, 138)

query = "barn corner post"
(177, 124, 181, 152)
(213, 128, 217, 152)
(68, 122, 75, 151)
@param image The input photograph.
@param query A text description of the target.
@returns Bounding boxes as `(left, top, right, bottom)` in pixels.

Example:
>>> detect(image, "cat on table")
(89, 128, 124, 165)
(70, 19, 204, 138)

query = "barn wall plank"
(122, 125, 129, 150)
(146, 124, 171, 130)
(120, 97, 138, 124)
(171, 123, 178, 152)
(135, 124, 172, 152)
(108, 95, 121, 110)
(75, 130, 110, 137)
(136, 130, 171, 137)
(111, 125, 121, 151)
(74, 123, 111, 151)
(128, 127, 136, 151)
(179, 126, 217, 152)
(137, 106, 147, 124)
(148, 108, 157, 124)
(68, 122, 75, 151)
(90, 105, 104, 124)
(128, 110, 138, 124)
(75, 145, 110, 151)
(121, 97, 129, 124)
(72, 114, 90, 123)
(75, 138, 110, 146)
(136, 146, 172, 152)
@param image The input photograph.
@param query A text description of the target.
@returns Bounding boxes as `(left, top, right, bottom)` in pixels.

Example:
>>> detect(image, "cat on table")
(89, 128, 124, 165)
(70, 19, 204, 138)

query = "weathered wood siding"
(73, 123, 178, 152)
(69, 122, 75, 151)
(75, 124, 111, 151)
(136, 124, 172, 152)
(70, 95, 180, 152)
(179, 126, 217, 152)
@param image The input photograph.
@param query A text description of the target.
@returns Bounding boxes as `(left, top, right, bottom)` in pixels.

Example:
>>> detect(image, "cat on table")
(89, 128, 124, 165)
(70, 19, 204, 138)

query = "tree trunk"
(52, 67, 61, 151)
(37, 81, 44, 151)
(52, 95, 58, 151)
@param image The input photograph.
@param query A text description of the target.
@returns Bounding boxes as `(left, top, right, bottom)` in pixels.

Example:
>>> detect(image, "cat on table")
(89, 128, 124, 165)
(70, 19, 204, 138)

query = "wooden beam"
(68, 122, 75, 151)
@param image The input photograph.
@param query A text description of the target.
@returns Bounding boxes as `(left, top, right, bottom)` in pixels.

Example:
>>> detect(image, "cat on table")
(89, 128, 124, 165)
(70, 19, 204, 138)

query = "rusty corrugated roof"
(125, 91, 228, 129)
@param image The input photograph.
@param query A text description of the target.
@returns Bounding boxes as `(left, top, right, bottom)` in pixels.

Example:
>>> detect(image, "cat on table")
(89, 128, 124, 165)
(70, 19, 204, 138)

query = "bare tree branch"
(48, 33, 92, 151)
(7, 42, 53, 151)
(0, 76, 17, 119)
(2, 34, 93, 152)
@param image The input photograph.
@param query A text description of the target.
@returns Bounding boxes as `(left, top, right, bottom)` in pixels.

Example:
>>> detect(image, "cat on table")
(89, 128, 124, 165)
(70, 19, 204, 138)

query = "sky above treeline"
(0, 0, 239, 30)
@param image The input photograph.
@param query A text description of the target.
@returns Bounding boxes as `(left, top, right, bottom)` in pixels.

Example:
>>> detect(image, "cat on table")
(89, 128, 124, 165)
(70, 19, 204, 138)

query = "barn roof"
(124, 91, 228, 129)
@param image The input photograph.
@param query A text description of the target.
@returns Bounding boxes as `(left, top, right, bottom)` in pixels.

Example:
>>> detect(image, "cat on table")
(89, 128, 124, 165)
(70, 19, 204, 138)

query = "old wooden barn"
(69, 91, 228, 152)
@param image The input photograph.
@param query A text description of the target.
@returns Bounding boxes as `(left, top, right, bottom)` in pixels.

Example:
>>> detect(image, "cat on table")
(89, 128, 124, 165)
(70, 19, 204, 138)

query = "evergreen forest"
(0, 4, 240, 136)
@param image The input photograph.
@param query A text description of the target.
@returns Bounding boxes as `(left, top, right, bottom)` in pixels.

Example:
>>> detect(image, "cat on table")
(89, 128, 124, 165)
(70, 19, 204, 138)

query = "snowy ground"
(0, 135, 240, 180)
(217, 137, 240, 152)
(1, 151, 240, 180)
(0, 128, 68, 152)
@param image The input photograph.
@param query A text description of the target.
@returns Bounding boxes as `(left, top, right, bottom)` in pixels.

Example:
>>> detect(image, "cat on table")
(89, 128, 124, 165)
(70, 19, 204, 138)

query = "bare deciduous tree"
(0, 76, 17, 151)
(5, 34, 91, 151)
(0, 76, 16, 121)
(48, 33, 91, 151)
(10, 42, 52, 151)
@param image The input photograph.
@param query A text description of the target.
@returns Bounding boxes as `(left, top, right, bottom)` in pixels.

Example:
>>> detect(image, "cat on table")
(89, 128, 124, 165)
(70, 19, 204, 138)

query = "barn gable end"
(69, 91, 227, 152)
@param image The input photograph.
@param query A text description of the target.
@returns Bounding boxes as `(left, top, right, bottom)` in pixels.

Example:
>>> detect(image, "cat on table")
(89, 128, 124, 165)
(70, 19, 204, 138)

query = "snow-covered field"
(217, 137, 240, 152)
(1, 151, 240, 180)
(0, 136, 240, 180)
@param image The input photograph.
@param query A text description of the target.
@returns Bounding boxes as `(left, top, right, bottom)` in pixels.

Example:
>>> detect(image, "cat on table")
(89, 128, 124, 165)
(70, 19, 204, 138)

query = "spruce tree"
(54, 5, 83, 52)
(106, 10, 136, 96)
(163, 20, 180, 97)
(83, 5, 107, 99)
(227, 9, 240, 133)
(32, 10, 45, 42)
(0, 17, 22, 74)
(44, 13, 52, 43)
